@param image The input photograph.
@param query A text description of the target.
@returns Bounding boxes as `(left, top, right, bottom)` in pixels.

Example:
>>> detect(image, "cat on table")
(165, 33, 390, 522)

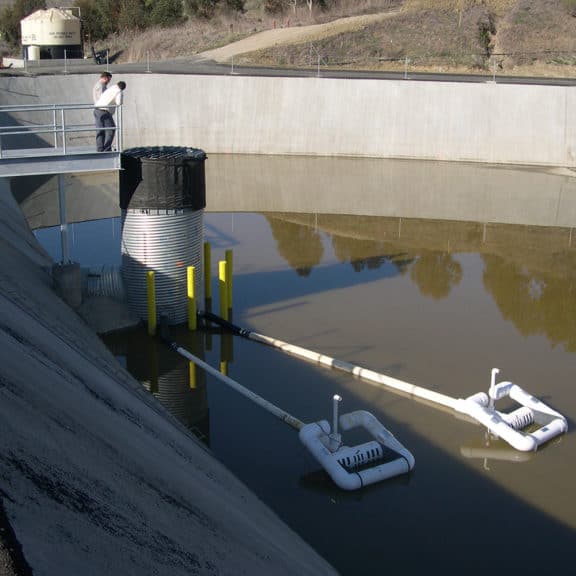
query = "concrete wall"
(1, 73, 575, 167)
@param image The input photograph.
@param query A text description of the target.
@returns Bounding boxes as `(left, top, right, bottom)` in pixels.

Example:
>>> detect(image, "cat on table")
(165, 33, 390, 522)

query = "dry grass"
(404, 0, 517, 14)
(99, 0, 576, 77)
(97, 0, 401, 62)
(237, 5, 495, 70)
(494, 0, 576, 66)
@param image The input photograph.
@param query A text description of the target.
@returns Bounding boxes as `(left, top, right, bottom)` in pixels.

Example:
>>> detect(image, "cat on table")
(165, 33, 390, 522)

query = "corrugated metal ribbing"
(121, 208, 204, 323)
(142, 364, 209, 432)
(83, 266, 126, 301)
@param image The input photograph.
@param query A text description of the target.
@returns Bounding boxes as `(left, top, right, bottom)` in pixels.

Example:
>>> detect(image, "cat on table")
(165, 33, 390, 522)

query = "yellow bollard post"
(225, 249, 233, 312)
(204, 242, 212, 302)
(219, 260, 228, 321)
(220, 360, 228, 377)
(189, 361, 197, 389)
(146, 270, 156, 336)
(187, 266, 196, 331)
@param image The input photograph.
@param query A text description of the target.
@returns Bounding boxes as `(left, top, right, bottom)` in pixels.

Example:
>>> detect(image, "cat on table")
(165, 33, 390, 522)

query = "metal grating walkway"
(0, 146, 121, 178)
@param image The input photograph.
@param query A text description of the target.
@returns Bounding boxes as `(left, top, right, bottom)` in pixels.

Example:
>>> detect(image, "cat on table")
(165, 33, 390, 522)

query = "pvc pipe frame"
(457, 382, 568, 452)
(299, 410, 415, 491)
(201, 313, 567, 452)
(164, 329, 413, 490)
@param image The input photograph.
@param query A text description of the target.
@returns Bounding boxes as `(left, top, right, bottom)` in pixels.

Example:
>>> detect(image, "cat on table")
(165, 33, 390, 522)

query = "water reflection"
(103, 327, 212, 443)
(260, 214, 576, 331)
(483, 253, 576, 352)
(410, 252, 462, 299)
(266, 215, 323, 277)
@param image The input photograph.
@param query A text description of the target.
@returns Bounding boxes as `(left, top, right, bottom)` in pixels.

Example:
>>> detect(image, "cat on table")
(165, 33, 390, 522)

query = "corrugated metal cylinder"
(120, 147, 207, 324)
(122, 209, 204, 323)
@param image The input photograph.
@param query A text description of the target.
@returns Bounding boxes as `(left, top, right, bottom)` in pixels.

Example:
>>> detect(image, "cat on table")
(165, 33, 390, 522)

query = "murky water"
(26, 156, 576, 574)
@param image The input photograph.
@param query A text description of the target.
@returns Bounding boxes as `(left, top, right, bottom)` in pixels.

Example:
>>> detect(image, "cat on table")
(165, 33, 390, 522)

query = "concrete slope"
(0, 177, 336, 575)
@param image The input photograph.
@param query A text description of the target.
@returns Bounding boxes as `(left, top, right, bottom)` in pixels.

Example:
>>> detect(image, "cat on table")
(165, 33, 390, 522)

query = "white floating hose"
(201, 311, 458, 411)
(201, 313, 568, 453)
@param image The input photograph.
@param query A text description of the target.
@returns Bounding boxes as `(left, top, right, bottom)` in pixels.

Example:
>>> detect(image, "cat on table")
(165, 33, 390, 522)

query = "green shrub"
(563, 0, 576, 16)
(0, 0, 46, 48)
(263, 0, 287, 14)
(183, 0, 219, 18)
(149, 0, 184, 27)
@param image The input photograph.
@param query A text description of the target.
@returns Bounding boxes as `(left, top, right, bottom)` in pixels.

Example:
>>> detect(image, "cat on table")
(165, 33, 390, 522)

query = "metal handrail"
(0, 102, 123, 159)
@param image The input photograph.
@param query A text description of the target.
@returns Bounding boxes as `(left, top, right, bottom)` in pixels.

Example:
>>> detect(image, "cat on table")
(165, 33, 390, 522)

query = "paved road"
(2, 56, 575, 86)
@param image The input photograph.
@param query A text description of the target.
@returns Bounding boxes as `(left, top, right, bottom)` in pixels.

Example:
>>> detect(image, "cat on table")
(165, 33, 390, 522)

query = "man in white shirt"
(92, 71, 112, 104)
(94, 81, 126, 152)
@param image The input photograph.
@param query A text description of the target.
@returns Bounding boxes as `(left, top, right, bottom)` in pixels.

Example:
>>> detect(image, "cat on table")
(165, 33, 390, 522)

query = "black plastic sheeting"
(120, 146, 206, 211)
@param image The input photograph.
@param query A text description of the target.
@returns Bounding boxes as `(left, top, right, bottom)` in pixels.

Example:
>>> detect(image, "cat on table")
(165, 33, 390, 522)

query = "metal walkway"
(0, 102, 124, 263)
(0, 146, 120, 178)
(0, 102, 123, 178)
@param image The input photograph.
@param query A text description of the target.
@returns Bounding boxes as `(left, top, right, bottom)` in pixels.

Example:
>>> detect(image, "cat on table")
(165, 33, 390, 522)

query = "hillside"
(97, 0, 576, 77)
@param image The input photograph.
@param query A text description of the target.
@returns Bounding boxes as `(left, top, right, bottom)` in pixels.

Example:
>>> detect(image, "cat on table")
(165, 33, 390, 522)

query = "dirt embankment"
(197, 10, 400, 62)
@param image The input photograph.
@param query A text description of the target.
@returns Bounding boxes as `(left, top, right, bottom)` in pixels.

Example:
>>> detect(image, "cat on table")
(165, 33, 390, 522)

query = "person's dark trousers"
(94, 109, 116, 152)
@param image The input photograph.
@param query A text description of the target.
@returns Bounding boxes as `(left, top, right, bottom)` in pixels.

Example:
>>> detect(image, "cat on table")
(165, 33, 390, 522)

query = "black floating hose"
(201, 310, 251, 337)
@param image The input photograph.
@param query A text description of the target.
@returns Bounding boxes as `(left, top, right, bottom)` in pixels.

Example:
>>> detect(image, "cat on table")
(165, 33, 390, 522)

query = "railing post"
(60, 108, 66, 154)
(117, 104, 123, 152)
(53, 105, 58, 149)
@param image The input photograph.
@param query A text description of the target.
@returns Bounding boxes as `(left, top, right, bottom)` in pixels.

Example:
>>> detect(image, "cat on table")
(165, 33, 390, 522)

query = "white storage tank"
(21, 7, 83, 60)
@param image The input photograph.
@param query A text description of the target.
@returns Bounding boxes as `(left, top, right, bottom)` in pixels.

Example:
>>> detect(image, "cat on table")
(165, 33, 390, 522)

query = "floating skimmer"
(202, 312, 568, 452)
(162, 326, 414, 491)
